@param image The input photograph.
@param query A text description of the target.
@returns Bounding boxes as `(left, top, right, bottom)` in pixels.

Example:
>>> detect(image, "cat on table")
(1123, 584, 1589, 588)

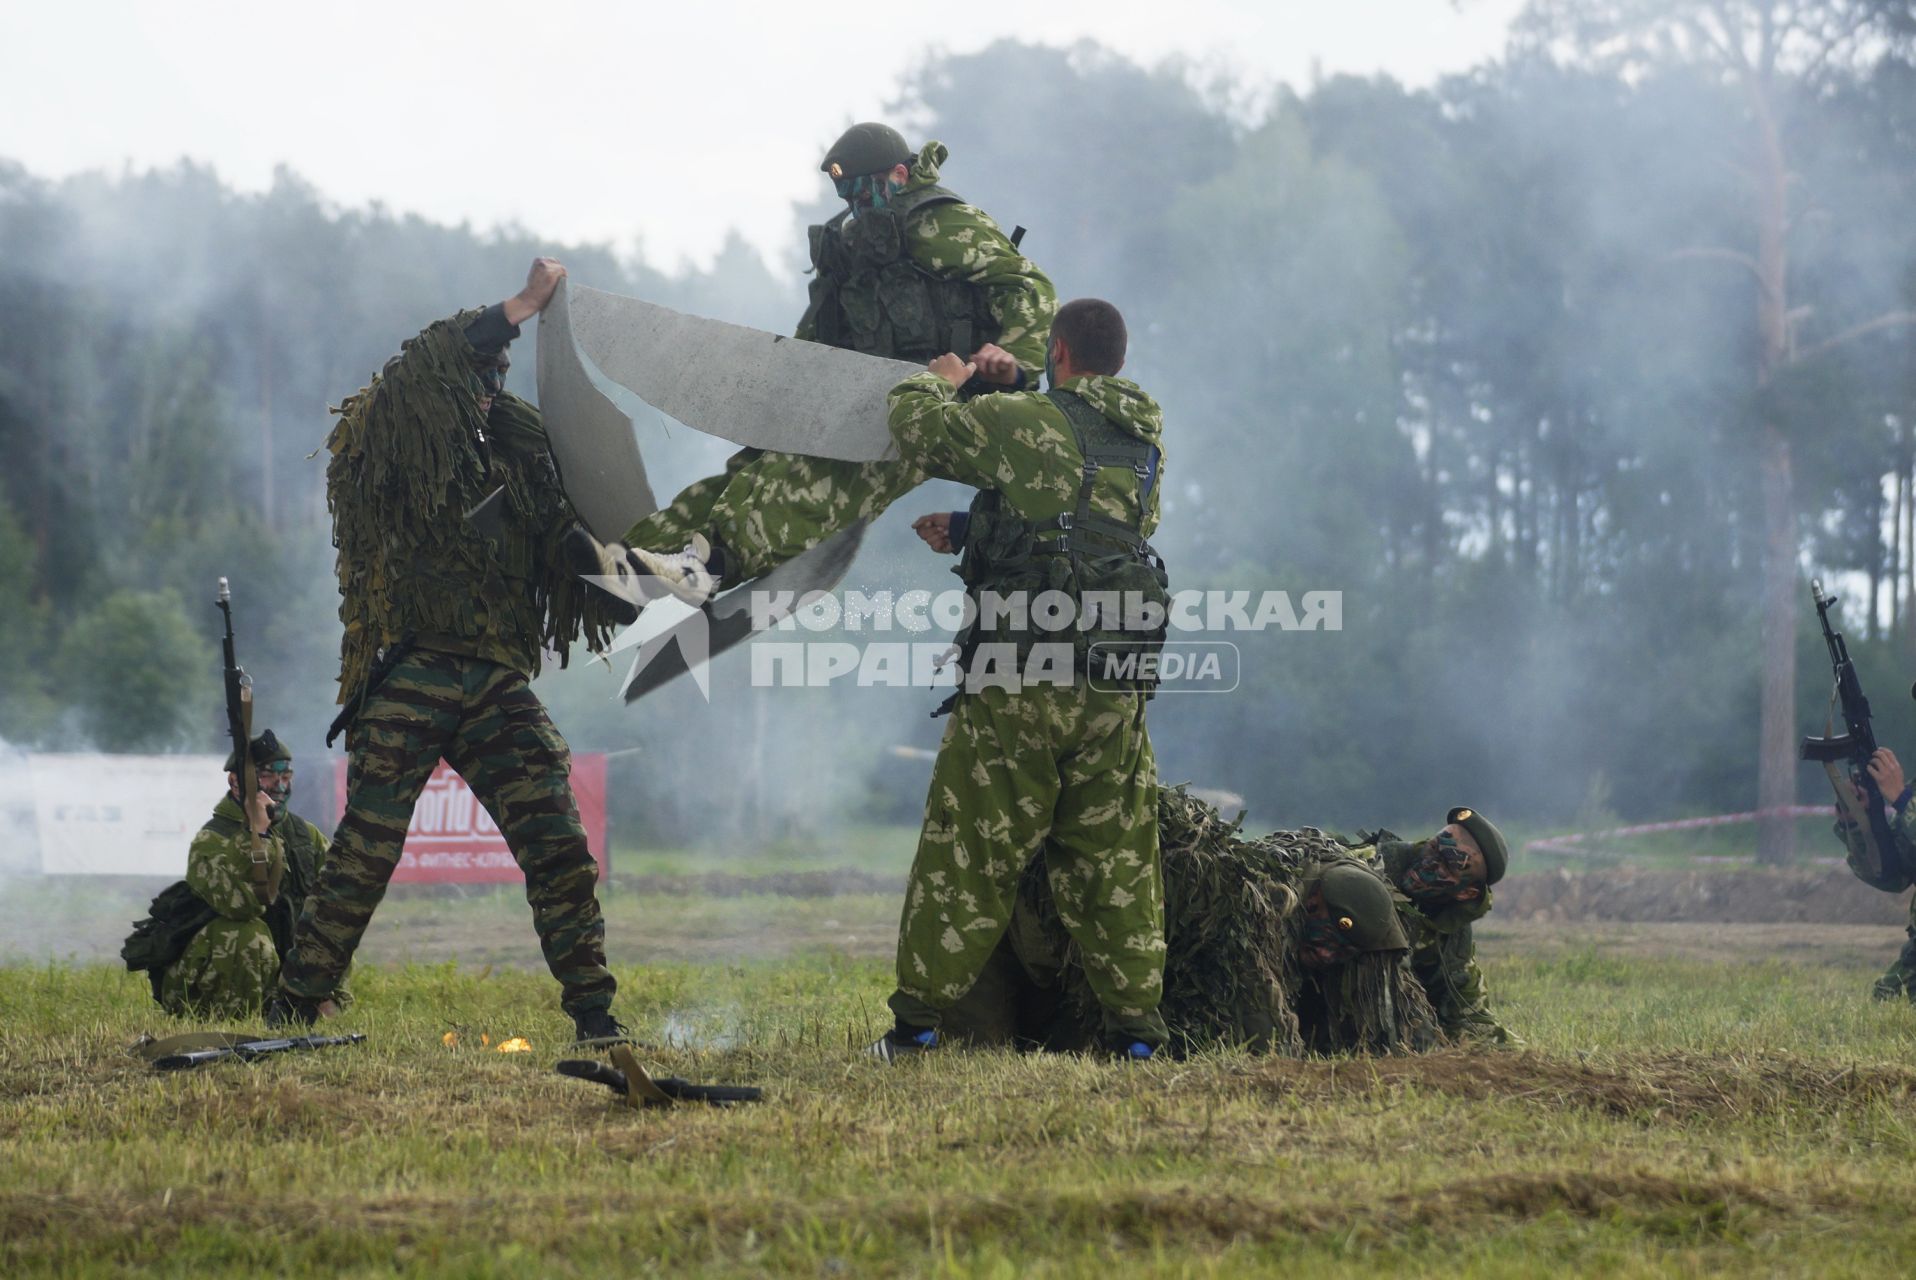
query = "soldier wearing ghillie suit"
(871, 298, 1171, 1061)
(122, 731, 337, 1019)
(269, 259, 633, 1043)
(1829, 746, 1916, 1001)
(574, 123, 1057, 593)
(942, 787, 1441, 1057)
(1362, 806, 1516, 1043)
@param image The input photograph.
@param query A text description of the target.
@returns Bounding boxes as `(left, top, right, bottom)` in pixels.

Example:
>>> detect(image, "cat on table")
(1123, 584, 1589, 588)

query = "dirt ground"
(1477, 918, 1908, 969)
(1497, 865, 1912, 926)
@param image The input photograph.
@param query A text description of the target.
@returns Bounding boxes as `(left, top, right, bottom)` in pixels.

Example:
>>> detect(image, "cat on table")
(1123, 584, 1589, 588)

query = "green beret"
(224, 729, 291, 774)
(1317, 863, 1409, 953)
(1448, 806, 1507, 885)
(821, 122, 913, 179)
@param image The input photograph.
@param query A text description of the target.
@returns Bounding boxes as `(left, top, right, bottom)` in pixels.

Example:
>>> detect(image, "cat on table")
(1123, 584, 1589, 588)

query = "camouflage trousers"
(280, 649, 616, 1016)
(889, 681, 1167, 1046)
(625, 445, 925, 580)
(161, 919, 278, 1019)
(1872, 899, 1916, 1001)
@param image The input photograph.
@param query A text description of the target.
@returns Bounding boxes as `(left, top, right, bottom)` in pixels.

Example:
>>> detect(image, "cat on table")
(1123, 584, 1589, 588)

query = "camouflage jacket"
(188, 796, 321, 917)
(324, 309, 619, 698)
(1375, 839, 1514, 1043)
(799, 141, 1057, 373)
(887, 372, 1165, 529)
(1833, 804, 1916, 894)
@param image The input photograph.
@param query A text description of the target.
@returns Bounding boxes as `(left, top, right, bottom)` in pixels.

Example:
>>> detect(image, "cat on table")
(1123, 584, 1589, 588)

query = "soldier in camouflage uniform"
(871, 298, 1170, 1061)
(1830, 746, 1916, 1000)
(941, 788, 1439, 1057)
(269, 259, 633, 1042)
(1367, 806, 1516, 1043)
(123, 731, 337, 1019)
(586, 123, 1056, 589)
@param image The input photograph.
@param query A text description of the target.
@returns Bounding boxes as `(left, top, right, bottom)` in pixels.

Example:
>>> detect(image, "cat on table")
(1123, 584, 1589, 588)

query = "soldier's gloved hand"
(505, 257, 568, 325)
(913, 512, 955, 553)
(928, 353, 975, 390)
(968, 343, 1020, 387)
(1869, 748, 1906, 804)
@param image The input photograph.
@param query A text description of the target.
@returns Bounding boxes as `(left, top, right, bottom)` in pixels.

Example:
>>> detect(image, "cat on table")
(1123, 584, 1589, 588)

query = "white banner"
(28, 753, 226, 876)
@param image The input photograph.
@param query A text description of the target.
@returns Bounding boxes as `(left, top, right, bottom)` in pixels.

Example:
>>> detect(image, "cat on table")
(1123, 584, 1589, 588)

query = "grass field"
(5, 888, 1916, 1278)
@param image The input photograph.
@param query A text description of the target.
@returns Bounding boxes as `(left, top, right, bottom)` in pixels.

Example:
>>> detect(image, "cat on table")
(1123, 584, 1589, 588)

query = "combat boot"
(263, 992, 321, 1030)
(571, 1007, 637, 1047)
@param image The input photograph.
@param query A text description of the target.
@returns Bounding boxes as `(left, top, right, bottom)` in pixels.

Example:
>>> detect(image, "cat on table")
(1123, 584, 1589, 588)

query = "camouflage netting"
(1020, 785, 1442, 1057)
(325, 311, 614, 700)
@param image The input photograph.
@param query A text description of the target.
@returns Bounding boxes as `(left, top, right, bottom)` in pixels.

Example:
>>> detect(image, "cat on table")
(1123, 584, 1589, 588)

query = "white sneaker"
(638, 533, 717, 606)
(568, 526, 716, 613)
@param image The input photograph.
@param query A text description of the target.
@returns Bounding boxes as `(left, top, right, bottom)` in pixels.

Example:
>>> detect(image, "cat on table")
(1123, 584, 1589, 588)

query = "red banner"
(330, 755, 608, 884)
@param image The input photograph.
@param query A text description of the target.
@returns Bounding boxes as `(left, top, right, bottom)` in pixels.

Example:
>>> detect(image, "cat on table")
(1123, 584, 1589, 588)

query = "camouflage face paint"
(833, 172, 890, 212)
(259, 762, 293, 819)
(1402, 834, 1479, 907)
(1299, 912, 1359, 969)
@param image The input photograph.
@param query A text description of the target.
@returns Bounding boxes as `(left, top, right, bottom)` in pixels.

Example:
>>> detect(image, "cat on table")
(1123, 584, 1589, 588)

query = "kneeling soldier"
(123, 731, 337, 1019)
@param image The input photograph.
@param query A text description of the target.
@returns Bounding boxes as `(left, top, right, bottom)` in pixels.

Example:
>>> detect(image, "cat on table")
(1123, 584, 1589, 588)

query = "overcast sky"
(2, 0, 1522, 269)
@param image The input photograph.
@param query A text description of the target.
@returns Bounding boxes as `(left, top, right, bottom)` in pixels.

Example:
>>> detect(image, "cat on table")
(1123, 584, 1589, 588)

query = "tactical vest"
(949, 390, 1169, 691)
(802, 185, 1000, 361)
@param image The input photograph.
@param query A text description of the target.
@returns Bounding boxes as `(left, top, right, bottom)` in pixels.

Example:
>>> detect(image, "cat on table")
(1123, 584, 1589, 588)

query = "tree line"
(5, 2, 1916, 856)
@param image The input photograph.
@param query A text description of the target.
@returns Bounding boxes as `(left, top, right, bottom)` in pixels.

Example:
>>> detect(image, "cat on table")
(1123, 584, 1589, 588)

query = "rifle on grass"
(150, 1033, 368, 1072)
(1800, 578, 1911, 889)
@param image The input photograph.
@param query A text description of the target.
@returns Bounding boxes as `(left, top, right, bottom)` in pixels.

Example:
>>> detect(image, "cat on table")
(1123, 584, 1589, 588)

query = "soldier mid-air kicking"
(571, 122, 1057, 596)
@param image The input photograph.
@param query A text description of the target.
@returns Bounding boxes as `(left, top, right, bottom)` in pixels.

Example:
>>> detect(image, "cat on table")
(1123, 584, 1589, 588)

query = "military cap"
(224, 729, 291, 774)
(1317, 864, 1409, 953)
(1448, 806, 1507, 885)
(821, 122, 913, 179)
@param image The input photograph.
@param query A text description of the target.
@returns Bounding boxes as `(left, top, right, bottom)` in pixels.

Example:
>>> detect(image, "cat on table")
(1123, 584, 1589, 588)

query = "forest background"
(8, 2, 1916, 862)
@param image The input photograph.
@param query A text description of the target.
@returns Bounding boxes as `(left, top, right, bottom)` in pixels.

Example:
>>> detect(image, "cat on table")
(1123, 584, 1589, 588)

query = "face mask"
(478, 365, 506, 399)
(1044, 343, 1059, 390)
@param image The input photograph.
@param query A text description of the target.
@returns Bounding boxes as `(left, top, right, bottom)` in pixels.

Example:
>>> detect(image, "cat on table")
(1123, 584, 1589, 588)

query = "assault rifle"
(216, 578, 270, 894)
(150, 1033, 368, 1072)
(1800, 578, 1910, 888)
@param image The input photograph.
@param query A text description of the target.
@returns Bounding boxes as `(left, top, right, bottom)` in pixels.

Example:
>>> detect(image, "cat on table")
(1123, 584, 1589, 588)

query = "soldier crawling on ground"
(939, 787, 1445, 1057)
(1354, 805, 1517, 1044)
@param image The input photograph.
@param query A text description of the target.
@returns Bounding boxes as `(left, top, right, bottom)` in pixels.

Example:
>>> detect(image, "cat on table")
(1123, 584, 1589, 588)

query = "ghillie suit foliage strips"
(1021, 786, 1442, 1056)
